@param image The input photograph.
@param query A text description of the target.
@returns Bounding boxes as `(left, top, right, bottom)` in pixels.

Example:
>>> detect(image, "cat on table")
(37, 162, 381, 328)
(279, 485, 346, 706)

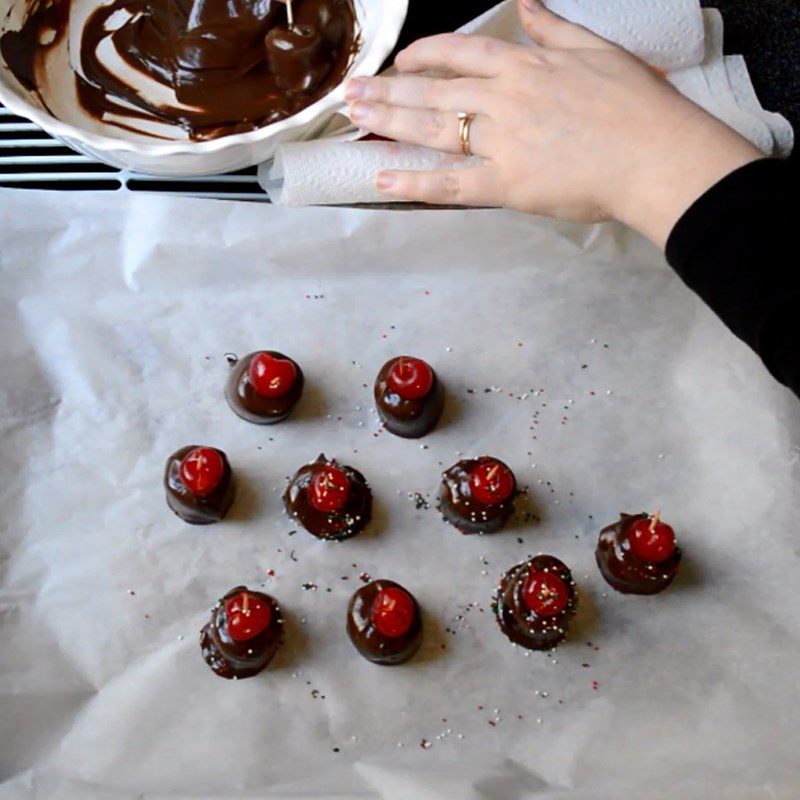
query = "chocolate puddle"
(1, 0, 358, 140)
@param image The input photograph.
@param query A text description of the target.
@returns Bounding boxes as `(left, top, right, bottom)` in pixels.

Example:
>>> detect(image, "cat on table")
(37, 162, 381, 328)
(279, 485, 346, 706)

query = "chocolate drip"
(200, 586, 283, 679)
(1, 0, 358, 141)
(438, 458, 517, 534)
(284, 454, 372, 541)
(494, 555, 577, 651)
(374, 357, 445, 439)
(225, 351, 304, 425)
(595, 513, 682, 595)
(164, 445, 236, 525)
(346, 580, 423, 665)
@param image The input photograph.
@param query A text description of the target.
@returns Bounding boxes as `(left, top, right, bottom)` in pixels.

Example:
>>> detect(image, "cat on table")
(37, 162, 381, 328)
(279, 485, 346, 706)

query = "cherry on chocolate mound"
(494, 555, 578, 651)
(164, 445, 236, 524)
(596, 512, 682, 595)
(439, 456, 517, 534)
(284, 454, 372, 541)
(374, 356, 445, 438)
(200, 586, 284, 679)
(225, 350, 304, 425)
(347, 579, 423, 665)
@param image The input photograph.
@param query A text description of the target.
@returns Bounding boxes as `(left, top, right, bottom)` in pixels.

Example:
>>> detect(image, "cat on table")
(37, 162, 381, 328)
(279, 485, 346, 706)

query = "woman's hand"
(345, 0, 761, 248)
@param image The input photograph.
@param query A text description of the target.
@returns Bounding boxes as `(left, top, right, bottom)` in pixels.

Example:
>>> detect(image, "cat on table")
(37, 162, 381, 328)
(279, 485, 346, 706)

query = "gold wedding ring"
(457, 111, 476, 157)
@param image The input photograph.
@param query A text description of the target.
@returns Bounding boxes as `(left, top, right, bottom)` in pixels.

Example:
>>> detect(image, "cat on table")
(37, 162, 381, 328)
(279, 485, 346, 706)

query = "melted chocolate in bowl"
(1, 0, 358, 141)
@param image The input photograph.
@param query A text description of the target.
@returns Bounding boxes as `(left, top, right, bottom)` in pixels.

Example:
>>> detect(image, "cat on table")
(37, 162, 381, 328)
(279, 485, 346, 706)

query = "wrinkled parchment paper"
(1, 189, 799, 799)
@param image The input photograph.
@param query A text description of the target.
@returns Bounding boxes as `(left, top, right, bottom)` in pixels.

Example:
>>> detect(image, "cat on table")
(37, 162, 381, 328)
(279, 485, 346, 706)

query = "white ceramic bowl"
(0, 0, 407, 176)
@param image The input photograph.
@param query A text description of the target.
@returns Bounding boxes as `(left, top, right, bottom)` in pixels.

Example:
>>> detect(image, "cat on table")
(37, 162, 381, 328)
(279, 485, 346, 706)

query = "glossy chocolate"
(2, 0, 358, 141)
(596, 513, 682, 595)
(438, 458, 517, 534)
(284, 454, 371, 540)
(494, 555, 578, 651)
(374, 357, 445, 439)
(164, 445, 235, 524)
(346, 579, 423, 665)
(225, 351, 304, 425)
(200, 586, 283, 679)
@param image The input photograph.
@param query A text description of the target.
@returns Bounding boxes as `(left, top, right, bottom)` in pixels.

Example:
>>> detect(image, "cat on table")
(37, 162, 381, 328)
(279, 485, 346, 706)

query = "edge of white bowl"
(0, 0, 408, 158)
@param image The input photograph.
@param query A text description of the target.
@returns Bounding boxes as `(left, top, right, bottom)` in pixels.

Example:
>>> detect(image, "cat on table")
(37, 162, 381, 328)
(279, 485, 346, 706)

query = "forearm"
(612, 95, 763, 250)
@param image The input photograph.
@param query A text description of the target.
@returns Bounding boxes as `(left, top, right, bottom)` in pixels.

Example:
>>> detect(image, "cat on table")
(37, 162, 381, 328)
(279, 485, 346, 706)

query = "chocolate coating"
(438, 458, 517, 534)
(1, 0, 358, 141)
(164, 445, 235, 525)
(494, 555, 578, 651)
(374, 357, 445, 439)
(346, 579, 423, 665)
(596, 513, 682, 595)
(225, 351, 304, 425)
(284, 454, 372, 541)
(200, 586, 283, 679)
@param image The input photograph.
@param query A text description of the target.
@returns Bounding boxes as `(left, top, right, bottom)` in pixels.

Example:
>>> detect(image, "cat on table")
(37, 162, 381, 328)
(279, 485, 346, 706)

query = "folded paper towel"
(258, 0, 794, 206)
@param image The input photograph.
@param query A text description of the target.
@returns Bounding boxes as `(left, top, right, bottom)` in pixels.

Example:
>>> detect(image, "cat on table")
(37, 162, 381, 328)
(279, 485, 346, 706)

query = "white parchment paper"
(1, 189, 799, 799)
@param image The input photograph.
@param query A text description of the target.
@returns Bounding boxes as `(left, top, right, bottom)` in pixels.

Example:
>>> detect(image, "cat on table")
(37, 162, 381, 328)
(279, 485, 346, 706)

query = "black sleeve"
(665, 158, 800, 398)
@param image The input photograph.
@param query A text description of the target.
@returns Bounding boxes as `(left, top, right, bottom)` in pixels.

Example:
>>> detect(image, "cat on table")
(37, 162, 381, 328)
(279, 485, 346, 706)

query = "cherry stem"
(485, 464, 499, 482)
(649, 510, 661, 532)
(242, 591, 250, 615)
(285, 0, 294, 27)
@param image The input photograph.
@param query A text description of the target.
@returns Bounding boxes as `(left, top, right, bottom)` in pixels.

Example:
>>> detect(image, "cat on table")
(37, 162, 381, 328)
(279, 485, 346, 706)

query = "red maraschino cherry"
(179, 447, 224, 496)
(372, 586, 415, 637)
(629, 512, 676, 563)
(386, 356, 434, 400)
(469, 458, 515, 505)
(248, 352, 297, 398)
(523, 569, 570, 617)
(224, 592, 272, 642)
(309, 464, 351, 513)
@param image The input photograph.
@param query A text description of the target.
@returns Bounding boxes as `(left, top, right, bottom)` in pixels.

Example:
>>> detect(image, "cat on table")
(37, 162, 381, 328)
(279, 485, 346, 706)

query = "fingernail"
(522, 0, 542, 11)
(377, 172, 397, 191)
(349, 102, 372, 123)
(345, 77, 367, 101)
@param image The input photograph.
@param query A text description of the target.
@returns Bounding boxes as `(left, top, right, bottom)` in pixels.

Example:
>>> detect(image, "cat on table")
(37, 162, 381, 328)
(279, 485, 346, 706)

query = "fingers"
(395, 34, 519, 77)
(376, 166, 502, 207)
(349, 102, 493, 156)
(346, 75, 491, 113)
(517, 0, 615, 51)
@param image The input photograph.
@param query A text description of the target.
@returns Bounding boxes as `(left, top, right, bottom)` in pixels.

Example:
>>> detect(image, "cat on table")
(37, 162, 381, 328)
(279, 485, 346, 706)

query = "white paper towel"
(265, 141, 483, 205)
(1, 188, 799, 799)
(259, 0, 794, 206)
